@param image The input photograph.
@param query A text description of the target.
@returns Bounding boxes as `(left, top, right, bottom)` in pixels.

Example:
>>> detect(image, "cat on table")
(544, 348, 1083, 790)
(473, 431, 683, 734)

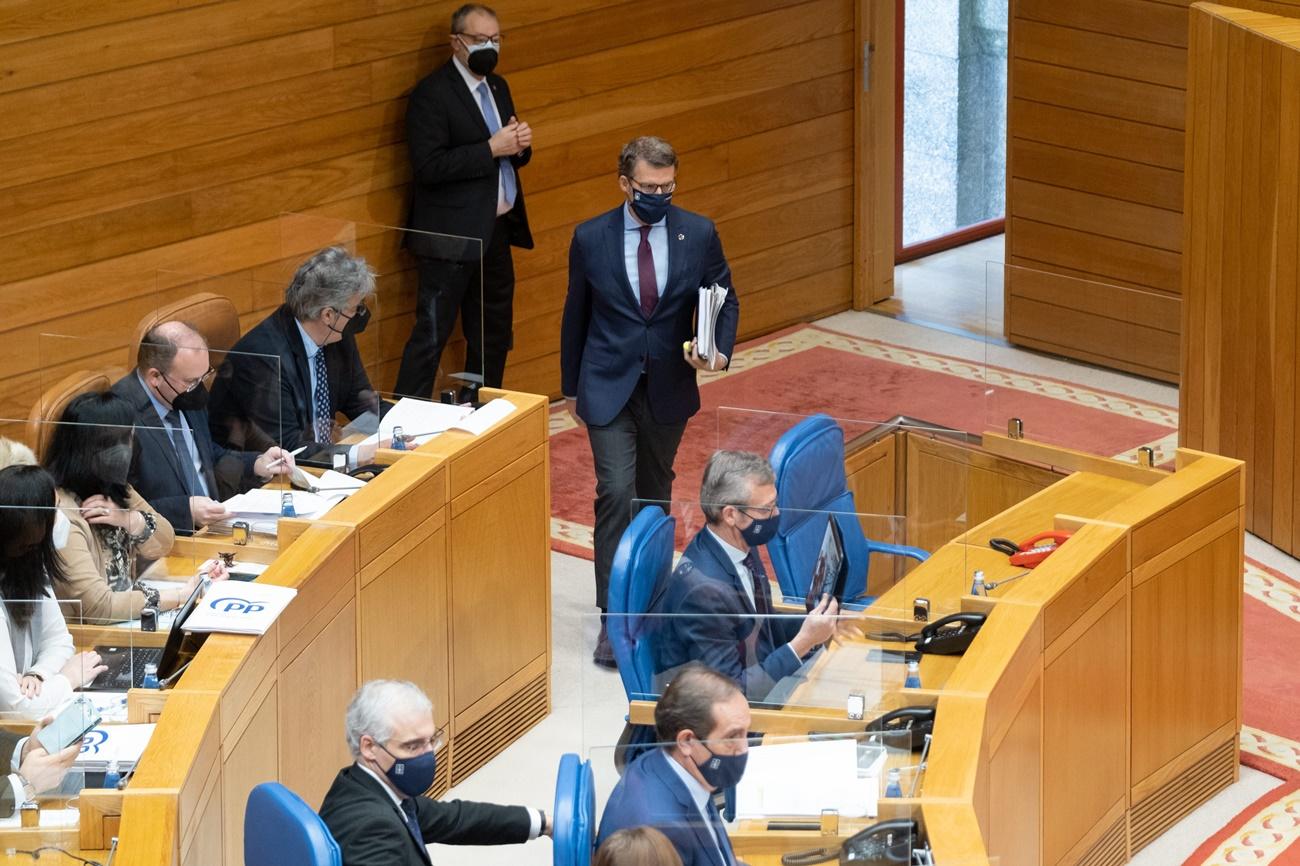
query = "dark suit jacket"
(208, 304, 381, 458)
(652, 528, 802, 701)
(112, 372, 257, 534)
(405, 59, 532, 259)
(0, 730, 20, 818)
(596, 749, 735, 866)
(560, 204, 740, 427)
(319, 764, 533, 866)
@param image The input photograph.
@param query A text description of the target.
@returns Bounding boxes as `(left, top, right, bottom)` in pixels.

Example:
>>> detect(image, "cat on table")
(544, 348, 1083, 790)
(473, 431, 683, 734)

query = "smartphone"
(37, 697, 102, 754)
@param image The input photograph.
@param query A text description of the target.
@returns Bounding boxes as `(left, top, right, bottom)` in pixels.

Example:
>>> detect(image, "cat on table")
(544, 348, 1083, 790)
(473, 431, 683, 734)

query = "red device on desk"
(990, 530, 1072, 568)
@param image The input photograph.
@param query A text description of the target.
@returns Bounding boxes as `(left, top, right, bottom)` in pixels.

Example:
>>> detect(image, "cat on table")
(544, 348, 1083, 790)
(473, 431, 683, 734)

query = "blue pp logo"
(209, 597, 265, 615)
(81, 729, 108, 755)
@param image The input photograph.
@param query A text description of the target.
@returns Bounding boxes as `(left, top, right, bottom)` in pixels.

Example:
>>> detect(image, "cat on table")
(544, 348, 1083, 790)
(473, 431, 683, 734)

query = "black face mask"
(464, 42, 499, 76)
(328, 303, 369, 340)
(162, 372, 210, 413)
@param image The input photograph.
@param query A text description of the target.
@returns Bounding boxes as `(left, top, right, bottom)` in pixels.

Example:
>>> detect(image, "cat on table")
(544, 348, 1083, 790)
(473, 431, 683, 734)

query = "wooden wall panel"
(1182, 4, 1300, 555)
(0, 0, 856, 427)
(1005, 0, 1300, 383)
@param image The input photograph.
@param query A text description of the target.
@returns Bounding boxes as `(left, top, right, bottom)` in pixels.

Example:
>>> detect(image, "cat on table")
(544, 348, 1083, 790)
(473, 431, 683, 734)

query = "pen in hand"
(264, 445, 308, 471)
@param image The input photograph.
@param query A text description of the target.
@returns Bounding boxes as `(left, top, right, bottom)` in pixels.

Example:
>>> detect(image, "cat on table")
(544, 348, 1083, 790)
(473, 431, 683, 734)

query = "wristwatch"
(15, 772, 36, 803)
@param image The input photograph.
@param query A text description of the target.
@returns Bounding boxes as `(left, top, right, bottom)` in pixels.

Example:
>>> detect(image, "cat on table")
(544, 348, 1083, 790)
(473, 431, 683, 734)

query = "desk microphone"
(984, 570, 1032, 592)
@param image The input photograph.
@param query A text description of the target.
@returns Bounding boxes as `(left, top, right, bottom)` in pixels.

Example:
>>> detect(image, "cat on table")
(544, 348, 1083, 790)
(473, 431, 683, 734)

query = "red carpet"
(549, 324, 1177, 557)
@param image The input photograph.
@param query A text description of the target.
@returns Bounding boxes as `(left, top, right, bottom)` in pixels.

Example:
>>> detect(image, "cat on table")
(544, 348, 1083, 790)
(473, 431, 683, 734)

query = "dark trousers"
(394, 216, 515, 398)
(588, 378, 687, 611)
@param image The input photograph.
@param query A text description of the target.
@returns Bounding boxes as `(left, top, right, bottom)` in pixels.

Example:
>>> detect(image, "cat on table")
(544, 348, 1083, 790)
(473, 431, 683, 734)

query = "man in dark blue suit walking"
(561, 136, 740, 668)
(597, 664, 750, 866)
(652, 451, 839, 701)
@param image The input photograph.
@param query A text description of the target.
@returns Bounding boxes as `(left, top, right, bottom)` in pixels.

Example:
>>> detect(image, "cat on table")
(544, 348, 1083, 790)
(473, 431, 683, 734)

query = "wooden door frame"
(853, 0, 897, 309)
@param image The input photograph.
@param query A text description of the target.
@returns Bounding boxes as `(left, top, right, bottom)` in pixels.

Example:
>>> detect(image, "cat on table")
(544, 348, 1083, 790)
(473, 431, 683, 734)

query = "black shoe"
(593, 624, 617, 670)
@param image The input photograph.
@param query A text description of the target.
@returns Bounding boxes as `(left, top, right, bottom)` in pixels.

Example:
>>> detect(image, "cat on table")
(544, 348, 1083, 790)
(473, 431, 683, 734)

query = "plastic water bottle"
(904, 659, 922, 689)
(391, 425, 407, 451)
(102, 759, 121, 790)
(883, 767, 903, 798)
(280, 491, 296, 518)
(141, 663, 160, 690)
(970, 570, 985, 597)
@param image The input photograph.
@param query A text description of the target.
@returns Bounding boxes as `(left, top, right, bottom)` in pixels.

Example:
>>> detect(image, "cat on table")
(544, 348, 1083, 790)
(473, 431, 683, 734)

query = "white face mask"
(52, 510, 70, 551)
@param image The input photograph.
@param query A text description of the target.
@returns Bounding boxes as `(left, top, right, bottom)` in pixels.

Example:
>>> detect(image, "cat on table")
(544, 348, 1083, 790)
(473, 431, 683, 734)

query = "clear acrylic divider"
(987, 261, 1179, 468)
(277, 213, 487, 401)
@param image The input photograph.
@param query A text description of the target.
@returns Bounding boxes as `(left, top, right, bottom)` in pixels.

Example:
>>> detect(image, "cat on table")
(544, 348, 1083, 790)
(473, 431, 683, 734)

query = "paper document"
(360, 397, 472, 447)
(221, 488, 342, 521)
(450, 398, 516, 436)
(734, 739, 879, 819)
(75, 723, 156, 771)
(695, 283, 729, 361)
(182, 581, 297, 636)
(292, 468, 366, 496)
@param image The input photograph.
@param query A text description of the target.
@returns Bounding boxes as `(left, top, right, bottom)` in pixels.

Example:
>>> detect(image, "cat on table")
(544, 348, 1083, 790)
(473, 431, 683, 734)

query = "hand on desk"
(60, 651, 107, 690)
(20, 715, 79, 795)
(189, 496, 232, 527)
(789, 594, 840, 657)
(254, 446, 297, 479)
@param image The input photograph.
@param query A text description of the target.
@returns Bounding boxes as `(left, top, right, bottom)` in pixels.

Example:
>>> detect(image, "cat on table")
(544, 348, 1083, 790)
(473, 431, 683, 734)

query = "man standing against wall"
(561, 136, 740, 668)
(396, 3, 533, 398)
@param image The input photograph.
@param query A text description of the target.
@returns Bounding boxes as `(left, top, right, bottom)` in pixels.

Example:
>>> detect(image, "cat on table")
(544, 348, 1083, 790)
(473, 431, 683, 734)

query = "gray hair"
(451, 3, 496, 33)
(700, 450, 775, 523)
(618, 136, 678, 179)
(285, 246, 376, 321)
(344, 679, 433, 758)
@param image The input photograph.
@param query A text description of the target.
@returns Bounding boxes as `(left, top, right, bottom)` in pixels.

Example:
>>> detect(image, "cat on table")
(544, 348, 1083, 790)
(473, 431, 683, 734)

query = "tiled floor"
(871, 234, 1006, 340)
(428, 276, 1292, 866)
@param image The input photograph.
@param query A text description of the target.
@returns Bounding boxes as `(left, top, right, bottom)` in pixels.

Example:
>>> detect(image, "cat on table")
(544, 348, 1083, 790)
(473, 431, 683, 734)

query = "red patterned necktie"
(638, 225, 658, 318)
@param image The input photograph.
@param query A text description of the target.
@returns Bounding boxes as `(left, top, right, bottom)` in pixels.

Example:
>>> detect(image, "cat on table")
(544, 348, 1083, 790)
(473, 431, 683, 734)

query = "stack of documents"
(695, 283, 729, 361)
(291, 468, 367, 496)
(361, 397, 473, 448)
(219, 488, 344, 527)
(734, 739, 883, 819)
(75, 723, 155, 774)
(452, 398, 516, 436)
(182, 581, 297, 635)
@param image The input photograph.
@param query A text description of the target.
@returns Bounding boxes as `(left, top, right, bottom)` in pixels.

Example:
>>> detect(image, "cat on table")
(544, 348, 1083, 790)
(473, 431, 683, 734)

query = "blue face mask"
(739, 509, 780, 548)
(695, 742, 748, 791)
(630, 188, 672, 224)
(378, 743, 437, 798)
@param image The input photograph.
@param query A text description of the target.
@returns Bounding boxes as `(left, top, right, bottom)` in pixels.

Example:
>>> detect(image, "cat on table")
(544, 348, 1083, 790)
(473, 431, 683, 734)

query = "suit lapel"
(444, 61, 490, 137)
(346, 767, 432, 865)
(698, 531, 756, 615)
(123, 375, 191, 493)
(605, 209, 644, 318)
(660, 207, 689, 312)
(649, 751, 729, 866)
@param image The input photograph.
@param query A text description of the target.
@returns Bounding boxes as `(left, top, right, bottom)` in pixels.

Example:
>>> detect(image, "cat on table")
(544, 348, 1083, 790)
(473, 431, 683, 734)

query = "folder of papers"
(695, 283, 729, 361)
(734, 739, 885, 819)
(181, 581, 297, 635)
(75, 723, 156, 774)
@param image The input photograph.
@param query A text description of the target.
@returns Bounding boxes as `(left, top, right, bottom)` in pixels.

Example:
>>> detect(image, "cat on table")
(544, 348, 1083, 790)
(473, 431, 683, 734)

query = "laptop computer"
(84, 582, 207, 691)
(804, 515, 848, 611)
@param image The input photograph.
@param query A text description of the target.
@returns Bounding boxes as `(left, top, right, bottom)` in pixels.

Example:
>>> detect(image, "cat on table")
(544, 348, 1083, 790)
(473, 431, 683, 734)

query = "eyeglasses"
(736, 502, 777, 520)
(387, 727, 449, 756)
(627, 177, 677, 195)
(331, 301, 367, 320)
(163, 367, 215, 394)
(456, 31, 502, 47)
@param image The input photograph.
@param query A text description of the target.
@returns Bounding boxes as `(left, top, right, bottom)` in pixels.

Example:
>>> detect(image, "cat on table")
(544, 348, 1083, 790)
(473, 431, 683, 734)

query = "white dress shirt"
(451, 55, 512, 216)
(705, 528, 801, 668)
(139, 371, 210, 497)
(623, 203, 669, 304)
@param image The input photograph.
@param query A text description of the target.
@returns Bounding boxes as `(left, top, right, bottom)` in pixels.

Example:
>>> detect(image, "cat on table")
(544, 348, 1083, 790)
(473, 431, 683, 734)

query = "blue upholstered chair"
(244, 782, 341, 866)
(767, 414, 928, 605)
(607, 504, 676, 702)
(553, 753, 596, 866)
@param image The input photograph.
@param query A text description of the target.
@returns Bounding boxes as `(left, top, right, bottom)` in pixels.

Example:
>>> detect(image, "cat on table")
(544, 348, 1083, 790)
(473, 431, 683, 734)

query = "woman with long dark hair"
(0, 465, 106, 713)
(43, 391, 188, 622)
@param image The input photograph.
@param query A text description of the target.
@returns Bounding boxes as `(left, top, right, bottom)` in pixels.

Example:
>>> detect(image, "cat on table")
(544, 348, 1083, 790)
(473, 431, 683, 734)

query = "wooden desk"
(80, 389, 552, 866)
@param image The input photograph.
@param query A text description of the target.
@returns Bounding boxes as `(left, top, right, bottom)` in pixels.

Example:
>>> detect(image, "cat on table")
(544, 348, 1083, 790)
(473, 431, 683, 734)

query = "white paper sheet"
(450, 398, 516, 436)
(695, 283, 729, 360)
(734, 739, 879, 819)
(359, 397, 473, 447)
(75, 723, 156, 770)
(221, 488, 341, 521)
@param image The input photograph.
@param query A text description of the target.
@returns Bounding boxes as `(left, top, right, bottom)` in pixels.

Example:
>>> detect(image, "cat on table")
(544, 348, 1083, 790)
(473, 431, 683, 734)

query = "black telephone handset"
(865, 706, 935, 752)
(913, 611, 987, 656)
(841, 818, 920, 863)
(780, 818, 920, 866)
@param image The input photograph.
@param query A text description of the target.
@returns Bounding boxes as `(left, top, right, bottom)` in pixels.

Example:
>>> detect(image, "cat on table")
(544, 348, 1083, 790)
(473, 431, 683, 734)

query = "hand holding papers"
(694, 283, 730, 364)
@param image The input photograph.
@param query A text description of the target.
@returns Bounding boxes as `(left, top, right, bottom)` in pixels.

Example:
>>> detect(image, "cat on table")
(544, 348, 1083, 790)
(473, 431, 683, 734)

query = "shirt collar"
(706, 526, 749, 568)
(355, 761, 406, 809)
(662, 749, 713, 812)
(137, 371, 173, 423)
(452, 55, 486, 93)
(295, 319, 321, 360)
(623, 202, 666, 231)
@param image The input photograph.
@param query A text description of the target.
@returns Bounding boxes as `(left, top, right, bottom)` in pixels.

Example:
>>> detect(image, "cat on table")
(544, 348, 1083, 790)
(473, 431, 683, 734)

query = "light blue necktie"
(476, 80, 517, 208)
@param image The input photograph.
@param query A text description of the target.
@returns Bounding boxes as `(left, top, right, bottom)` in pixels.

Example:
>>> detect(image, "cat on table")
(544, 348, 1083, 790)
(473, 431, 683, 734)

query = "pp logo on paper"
(81, 729, 108, 755)
(209, 597, 265, 615)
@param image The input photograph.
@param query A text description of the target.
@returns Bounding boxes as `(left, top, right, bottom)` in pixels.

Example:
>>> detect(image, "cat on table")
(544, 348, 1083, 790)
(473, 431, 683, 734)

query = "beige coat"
(52, 487, 174, 622)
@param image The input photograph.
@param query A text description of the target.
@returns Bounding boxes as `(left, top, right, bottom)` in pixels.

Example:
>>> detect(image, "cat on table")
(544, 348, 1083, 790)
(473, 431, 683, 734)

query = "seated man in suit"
(209, 246, 387, 463)
(598, 663, 750, 866)
(652, 451, 839, 701)
(113, 321, 295, 534)
(0, 716, 81, 815)
(320, 679, 550, 866)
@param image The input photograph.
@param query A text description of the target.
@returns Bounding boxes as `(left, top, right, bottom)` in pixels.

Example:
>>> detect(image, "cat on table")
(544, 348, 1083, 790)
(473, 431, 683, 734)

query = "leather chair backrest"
(27, 369, 121, 462)
(244, 782, 341, 866)
(135, 292, 241, 370)
(766, 414, 870, 602)
(552, 753, 596, 866)
(607, 505, 675, 702)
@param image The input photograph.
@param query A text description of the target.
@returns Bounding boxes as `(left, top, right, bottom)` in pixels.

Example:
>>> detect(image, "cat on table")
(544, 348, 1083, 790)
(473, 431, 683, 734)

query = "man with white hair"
(319, 679, 550, 865)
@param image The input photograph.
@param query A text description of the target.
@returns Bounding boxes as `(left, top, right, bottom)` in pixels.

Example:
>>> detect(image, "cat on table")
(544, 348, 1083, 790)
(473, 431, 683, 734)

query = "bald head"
(137, 320, 212, 410)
